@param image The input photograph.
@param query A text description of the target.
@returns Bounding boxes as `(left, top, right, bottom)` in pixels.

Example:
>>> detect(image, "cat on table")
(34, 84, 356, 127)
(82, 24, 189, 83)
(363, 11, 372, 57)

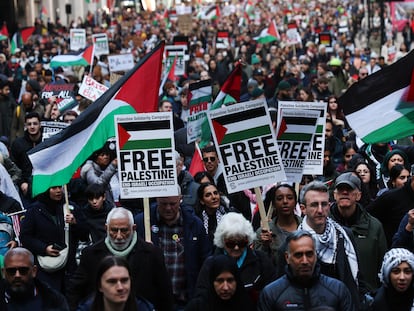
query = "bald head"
(21, 93, 33, 109)
(4, 247, 35, 266)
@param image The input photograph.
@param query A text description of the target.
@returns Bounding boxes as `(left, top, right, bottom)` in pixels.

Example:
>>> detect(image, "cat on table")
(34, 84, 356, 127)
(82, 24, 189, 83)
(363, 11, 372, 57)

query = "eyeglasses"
(224, 239, 248, 249)
(307, 201, 330, 209)
(5, 267, 30, 276)
(203, 156, 216, 163)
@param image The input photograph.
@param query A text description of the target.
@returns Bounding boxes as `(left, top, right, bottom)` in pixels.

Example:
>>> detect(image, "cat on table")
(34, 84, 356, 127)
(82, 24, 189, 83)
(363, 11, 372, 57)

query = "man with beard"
(67, 207, 173, 311)
(0, 247, 69, 310)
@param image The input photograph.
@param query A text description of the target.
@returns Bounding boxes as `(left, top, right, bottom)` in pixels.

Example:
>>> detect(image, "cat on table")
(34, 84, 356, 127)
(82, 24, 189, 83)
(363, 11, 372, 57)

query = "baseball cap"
(335, 172, 361, 190)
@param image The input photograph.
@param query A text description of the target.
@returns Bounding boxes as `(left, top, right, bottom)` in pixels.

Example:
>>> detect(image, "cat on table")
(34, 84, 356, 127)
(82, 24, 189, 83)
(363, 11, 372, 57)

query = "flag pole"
(254, 187, 269, 231)
(143, 197, 151, 242)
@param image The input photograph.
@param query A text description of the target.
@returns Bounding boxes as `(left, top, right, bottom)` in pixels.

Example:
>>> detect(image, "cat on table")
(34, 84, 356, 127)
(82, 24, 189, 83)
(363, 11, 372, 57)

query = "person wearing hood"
(80, 143, 119, 206)
(185, 254, 255, 311)
(372, 248, 414, 310)
(378, 149, 410, 190)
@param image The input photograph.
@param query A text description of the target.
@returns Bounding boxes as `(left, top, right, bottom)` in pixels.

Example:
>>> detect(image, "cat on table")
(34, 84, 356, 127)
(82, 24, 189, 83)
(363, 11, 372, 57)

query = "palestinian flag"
(188, 142, 205, 176)
(10, 33, 22, 54)
(254, 20, 280, 44)
(50, 45, 94, 68)
(339, 50, 414, 144)
(199, 63, 241, 147)
(117, 119, 172, 150)
(0, 24, 8, 37)
(188, 79, 212, 142)
(211, 107, 272, 146)
(277, 110, 319, 141)
(28, 41, 164, 197)
(20, 27, 35, 43)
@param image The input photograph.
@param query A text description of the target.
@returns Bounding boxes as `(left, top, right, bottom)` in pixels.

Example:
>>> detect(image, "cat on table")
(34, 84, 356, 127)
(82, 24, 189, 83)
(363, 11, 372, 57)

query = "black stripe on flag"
(189, 79, 212, 91)
(339, 50, 414, 115)
(284, 116, 319, 126)
(213, 106, 266, 124)
(120, 120, 170, 131)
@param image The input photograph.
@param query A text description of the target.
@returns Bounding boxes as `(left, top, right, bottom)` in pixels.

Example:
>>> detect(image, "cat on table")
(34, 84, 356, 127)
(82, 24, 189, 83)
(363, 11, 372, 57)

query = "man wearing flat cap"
(330, 172, 387, 291)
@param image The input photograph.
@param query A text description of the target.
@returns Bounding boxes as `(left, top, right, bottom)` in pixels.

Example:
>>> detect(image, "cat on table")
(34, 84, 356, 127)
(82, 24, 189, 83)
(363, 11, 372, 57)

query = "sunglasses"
(203, 156, 216, 163)
(5, 267, 30, 276)
(225, 239, 248, 249)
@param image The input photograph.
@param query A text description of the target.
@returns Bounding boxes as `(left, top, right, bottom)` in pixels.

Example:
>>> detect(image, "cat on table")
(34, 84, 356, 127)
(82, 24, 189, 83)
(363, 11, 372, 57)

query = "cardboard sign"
(216, 31, 230, 50)
(108, 53, 135, 72)
(276, 108, 319, 182)
(165, 46, 186, 76)
(92, 33, 109, 56)
(115, 113, 178, 198)
(41, 83, 78, 113)
(187, 79, 212, 143)
(70, 29, 86, 51)
(279, 101, 327, 175)
(78, 75, 108, 101)
(41, 121, 68, 141)
(208, 99, 286, 193)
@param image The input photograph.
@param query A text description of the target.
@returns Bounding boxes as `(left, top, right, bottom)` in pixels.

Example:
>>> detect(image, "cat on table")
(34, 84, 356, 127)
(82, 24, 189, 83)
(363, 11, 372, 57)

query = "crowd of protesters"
(0, 0, 414, 310)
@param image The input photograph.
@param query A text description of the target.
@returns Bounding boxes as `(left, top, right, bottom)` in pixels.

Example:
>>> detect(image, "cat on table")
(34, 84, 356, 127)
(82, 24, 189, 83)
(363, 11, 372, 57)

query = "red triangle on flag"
(221, 62, 242, 102)
(82, 46, 94, 65)
(277, 117, 288, 139)
(20, 27, 35, 43)
(268, 20, 280, 39)
(117, 124, 131, 150)
(0, 24, 8, 37)
(189, 143, 206, 176)
(114, 41, 164, 113)
(167, 56, 178, 82)
(212, 120, 228, 144)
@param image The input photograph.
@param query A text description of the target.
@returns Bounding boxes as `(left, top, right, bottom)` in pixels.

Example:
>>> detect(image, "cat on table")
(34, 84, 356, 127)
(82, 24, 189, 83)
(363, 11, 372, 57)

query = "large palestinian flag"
(28, 41, 164, 196)
(339, 50, 414, 144)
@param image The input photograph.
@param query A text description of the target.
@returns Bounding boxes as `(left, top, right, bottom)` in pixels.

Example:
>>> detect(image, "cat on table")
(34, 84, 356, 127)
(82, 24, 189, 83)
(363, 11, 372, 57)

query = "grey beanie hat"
(379, 248, 414, 287)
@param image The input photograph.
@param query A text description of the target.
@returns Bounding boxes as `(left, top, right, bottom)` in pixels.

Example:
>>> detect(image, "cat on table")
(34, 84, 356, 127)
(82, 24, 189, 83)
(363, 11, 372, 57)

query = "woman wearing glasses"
(195, 212, 276, 308)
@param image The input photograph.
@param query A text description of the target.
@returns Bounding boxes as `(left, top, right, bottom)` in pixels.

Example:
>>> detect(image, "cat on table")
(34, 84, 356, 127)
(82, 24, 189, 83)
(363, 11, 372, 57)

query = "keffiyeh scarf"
(299, 216, 359, 283)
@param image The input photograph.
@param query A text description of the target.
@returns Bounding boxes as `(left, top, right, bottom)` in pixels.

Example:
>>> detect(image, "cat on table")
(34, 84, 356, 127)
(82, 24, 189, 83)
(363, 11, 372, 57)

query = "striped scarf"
(299, 216, 359, 283)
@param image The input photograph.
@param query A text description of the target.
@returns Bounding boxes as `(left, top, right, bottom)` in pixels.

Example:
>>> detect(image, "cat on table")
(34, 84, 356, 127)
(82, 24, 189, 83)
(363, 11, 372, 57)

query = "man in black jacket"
(258, 231, 354, 311)
(67, 207, 173, 311)
(0, 247, 69, 310)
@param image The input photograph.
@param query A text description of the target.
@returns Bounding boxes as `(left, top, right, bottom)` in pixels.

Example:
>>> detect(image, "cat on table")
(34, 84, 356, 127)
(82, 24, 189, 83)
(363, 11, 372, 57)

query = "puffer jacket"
(258, 265, 355, 311)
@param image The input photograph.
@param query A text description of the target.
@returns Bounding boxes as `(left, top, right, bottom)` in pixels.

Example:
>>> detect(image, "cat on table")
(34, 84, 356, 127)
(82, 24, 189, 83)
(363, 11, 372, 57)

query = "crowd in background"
(0, 0, 414, 310)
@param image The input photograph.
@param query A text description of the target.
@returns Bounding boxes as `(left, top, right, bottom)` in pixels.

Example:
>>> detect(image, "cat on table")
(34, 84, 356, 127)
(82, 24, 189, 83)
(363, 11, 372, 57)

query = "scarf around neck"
(299, 216, 359, 283)
(105, 231, 138, 257)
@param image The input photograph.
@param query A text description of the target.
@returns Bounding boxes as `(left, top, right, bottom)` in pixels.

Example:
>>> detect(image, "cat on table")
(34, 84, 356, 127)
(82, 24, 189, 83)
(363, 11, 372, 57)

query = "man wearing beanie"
(372, 248, 414, 310)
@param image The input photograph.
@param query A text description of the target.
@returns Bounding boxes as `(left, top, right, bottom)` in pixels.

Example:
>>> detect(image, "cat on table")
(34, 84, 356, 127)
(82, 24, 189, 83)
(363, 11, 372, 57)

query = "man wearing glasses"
(135, 191, 211, 310)
(298, 181, 365, 309)
(0, 247, 69, 310)
(330, 172, 387, 292)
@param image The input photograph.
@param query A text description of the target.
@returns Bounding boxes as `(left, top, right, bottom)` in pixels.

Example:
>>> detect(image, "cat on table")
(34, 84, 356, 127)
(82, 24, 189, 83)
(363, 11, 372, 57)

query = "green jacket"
(330, 203, 387, 291)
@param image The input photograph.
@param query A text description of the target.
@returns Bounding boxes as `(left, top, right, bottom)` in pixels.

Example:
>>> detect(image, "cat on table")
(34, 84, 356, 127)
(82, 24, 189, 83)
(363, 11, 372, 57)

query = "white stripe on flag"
(220, 116, 269, 134)
(29, 99, 130, 176)
(346, 87, 406, 138)
(285, 124, 317, 134)
(127, 129, 172, 140)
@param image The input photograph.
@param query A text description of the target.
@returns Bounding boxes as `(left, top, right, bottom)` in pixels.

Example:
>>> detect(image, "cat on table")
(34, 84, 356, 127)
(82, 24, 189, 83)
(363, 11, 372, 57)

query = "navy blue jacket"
(134, 205, 212, 300)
